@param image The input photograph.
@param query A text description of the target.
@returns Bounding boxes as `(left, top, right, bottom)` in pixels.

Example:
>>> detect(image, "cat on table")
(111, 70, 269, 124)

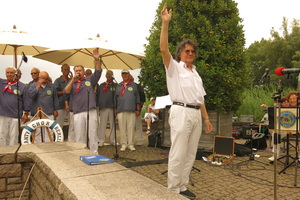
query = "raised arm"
(92, 48, 102, 71)
(160, 3, 172, 68)
(64, 77, 75, 94)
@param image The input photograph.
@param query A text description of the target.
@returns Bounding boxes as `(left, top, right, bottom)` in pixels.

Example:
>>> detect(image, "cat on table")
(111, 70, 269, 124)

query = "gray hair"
(175, 39, 198, 62)
(74, 65, 85, 71)
(31, 67, 40, 73)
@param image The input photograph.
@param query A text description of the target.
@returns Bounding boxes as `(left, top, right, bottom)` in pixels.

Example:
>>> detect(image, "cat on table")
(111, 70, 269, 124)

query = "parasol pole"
(13, 45, 18, 69)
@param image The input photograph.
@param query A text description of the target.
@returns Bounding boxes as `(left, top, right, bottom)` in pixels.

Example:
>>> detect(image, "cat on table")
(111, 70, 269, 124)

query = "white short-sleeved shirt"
(165, 57, 206, 105)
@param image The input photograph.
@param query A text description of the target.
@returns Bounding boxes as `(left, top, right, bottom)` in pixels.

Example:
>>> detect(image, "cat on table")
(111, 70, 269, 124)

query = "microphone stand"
(14, 53, 27, 163)
(271, 83, 283, 200)
(259, 68, 270, 86)
(86, 88, 90, 150)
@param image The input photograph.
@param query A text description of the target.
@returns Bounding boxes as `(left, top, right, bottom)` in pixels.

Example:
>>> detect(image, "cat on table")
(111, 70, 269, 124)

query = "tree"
(139, 0, 248, 112)
(246, 17, 300, 88)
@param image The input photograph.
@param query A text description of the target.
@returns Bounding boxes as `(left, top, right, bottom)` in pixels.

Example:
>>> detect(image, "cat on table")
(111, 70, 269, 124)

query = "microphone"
(22, 52, 28, 63)
(275, 67, 300, 76)
(261, 68, 269, 79)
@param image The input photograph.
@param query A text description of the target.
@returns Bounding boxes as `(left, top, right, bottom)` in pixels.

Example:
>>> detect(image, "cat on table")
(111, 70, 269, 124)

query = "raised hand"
(92, 48, 100, 61)
(161, 3, 172, 23)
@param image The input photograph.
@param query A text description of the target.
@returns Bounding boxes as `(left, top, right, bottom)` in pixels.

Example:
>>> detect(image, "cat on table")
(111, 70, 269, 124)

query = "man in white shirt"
(160, 4, 213, 200)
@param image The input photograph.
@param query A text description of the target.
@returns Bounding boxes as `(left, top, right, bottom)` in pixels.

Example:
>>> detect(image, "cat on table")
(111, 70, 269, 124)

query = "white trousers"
(56, 109, 70, 135)
(0, 115, 18, 146)
(68, 112, 75, 142)
(270, 132, 287, 156)
(117, 111, 136, 147)
(98, 108, 115, 144)
(135, 114, 143, 145)
(167, 105, 202, 193)
(74, 109, 99, 153)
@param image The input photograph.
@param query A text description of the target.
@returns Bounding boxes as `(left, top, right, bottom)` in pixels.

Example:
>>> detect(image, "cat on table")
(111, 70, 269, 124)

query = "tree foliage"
(246, 17, 300, 88)
(139, 0, 248, 112)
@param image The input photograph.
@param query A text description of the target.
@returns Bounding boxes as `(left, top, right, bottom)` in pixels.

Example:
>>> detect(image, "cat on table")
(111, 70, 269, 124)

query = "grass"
(234, 85, 294, 122)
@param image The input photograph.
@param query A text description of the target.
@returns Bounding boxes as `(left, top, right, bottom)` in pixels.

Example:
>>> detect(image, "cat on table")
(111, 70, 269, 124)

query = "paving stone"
(99, 129, 300, 199)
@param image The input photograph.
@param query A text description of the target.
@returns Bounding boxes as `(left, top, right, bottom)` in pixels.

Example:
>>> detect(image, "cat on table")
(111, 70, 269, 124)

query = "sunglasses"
(31, 72, 39, 75)
(184, 50, 196, 54)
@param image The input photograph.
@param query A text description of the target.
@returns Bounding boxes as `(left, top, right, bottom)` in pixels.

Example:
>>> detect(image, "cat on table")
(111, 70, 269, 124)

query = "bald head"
(39, 71, 49, 86)
(85, 69, 92, 77)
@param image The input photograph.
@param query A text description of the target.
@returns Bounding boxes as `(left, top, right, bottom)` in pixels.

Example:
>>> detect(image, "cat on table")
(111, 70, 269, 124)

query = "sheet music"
(154, 95, 173, 109)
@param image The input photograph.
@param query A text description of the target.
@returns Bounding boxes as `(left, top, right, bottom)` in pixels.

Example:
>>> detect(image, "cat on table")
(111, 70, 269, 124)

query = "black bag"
(243, 136, 267, 150)
(234, 143, 251, 156)
(148, 131, 162, 148)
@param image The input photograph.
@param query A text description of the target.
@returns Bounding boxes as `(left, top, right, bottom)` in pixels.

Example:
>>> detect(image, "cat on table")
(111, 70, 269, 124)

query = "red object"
(2, 80, 18, 93)
(121, 81, 131, 96)
(102, 80, 113, 92)
(75, 77, 85, 93)
(275, 67, 285, 76)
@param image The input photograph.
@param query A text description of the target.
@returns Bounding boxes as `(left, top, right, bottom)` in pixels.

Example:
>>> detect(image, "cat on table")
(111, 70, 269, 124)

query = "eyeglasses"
(31, 72, 39, 75)
(184, 50, 196, 54)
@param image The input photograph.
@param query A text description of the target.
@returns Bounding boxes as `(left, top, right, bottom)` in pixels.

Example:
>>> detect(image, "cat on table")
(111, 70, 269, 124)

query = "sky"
(0, 0, 300, 83)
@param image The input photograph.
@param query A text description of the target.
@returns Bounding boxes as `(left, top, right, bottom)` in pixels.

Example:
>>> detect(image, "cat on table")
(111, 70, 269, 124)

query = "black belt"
(173, 102, 201, 110)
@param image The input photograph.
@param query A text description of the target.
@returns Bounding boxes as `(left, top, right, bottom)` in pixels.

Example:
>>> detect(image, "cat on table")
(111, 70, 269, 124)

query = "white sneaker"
(268, 156, 274, 161)
(120, 145, 126, 151)
(98, 142, 104, 147)
(128, 145, 136, 151)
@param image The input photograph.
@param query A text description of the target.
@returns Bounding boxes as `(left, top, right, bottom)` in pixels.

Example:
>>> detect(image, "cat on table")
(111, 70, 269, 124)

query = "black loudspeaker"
(244, 136, 267, 150)
(241, 125, 260, 139)
(148, 131, 162, 148)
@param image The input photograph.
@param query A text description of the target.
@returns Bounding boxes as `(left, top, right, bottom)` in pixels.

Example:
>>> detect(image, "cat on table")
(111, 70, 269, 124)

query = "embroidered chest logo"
(13, 89, 20, 94)
(85, 81, 91, 86)
(110, 87, 116, 91)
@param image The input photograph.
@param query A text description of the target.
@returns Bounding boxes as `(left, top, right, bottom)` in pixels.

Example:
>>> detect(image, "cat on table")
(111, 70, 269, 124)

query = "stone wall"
(29, 155, 76, 200)
(0, 153, 31, 200)
(0, 153, 76, 200)
(199, 110, 233, 150)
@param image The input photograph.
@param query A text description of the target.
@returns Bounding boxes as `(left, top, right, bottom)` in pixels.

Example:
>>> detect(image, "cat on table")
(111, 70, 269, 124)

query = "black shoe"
(180, 189, 196, 199)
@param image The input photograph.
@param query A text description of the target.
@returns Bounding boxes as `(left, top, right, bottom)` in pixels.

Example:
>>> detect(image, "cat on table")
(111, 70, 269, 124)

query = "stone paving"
(97, 130, 300, 200)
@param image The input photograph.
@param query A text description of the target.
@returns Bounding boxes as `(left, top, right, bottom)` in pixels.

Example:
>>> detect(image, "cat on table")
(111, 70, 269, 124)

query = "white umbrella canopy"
(33, 34, 144, 70)
(0, 25, 48, 68)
